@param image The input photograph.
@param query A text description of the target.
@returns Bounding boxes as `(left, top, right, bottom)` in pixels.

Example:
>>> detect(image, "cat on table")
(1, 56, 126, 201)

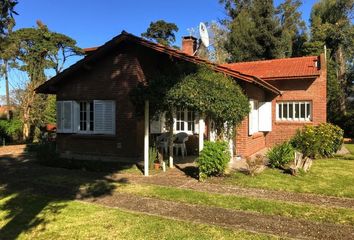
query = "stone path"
(85, 192, 354, 240)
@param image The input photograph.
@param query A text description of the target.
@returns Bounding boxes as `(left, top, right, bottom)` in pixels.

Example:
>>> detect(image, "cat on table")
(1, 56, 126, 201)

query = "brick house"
(36, 31, 326, 174)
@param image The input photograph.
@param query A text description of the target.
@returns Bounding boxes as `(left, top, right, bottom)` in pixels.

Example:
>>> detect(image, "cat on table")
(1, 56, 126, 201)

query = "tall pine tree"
(221, 0, 282, 62)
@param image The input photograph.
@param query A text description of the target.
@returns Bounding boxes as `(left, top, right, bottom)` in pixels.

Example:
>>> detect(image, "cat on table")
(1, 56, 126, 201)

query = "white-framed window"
(56, 100, 115, 135)
(276, 101, 311, 121)
(175, 107, 195, 134)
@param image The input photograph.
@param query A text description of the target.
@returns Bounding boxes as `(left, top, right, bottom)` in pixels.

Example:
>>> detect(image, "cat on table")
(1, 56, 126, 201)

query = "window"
(56, 100, 115, 134)
(175, 107, 196, 134)
(276, 101, 311, 121)
(79, 101, 94, 132)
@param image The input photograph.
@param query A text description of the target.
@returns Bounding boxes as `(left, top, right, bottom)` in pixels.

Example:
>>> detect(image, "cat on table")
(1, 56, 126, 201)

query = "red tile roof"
(36, 31, 281, 95)
(223, 56, 321, 80)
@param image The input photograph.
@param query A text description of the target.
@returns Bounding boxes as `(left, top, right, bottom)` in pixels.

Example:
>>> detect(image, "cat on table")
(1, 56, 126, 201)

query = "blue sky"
(1, 0, 318, 96)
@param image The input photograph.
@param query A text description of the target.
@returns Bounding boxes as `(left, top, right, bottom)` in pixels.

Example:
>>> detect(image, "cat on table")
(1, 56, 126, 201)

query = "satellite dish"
(199, 22, 210, 47)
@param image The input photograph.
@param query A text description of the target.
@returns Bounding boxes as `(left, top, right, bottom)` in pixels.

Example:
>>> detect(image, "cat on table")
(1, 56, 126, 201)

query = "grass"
(0, 191, 276, 240)
(345, 143, 354, 154)
(221, 157, 354, 198)
(116, 183, 354, 226)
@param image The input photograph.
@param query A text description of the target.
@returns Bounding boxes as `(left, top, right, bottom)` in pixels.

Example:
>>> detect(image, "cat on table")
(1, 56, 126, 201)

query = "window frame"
(276, 101, 312, 122)
(174, 107, 196, 134)
(78, 101, 94, 134)
(56, 100, 116, 135)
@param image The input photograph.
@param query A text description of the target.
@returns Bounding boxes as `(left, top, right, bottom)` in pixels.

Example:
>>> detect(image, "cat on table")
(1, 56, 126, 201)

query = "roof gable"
(36, 31, 281, 95)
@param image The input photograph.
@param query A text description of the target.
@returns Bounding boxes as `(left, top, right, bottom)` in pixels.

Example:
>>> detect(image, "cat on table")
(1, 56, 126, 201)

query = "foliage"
(197, 141, 230, 180)
(221, 0, 283, 62)
(332, 111, 354, 138)
(166, 66, 250, 137)
(291, 123, 344, 158)
(276, 0, 307, 57)
(0, 0, 17, 35)
(266, 141, 295, 168)
(131, 64, 250, 139)
(304, 0, 354, 116)
(43, 95, 56, 124)
(149, 146, 158, 169)
(141, 20, 179, 46)
(0, 118, 22, 142)
(5, 21, 82, 141)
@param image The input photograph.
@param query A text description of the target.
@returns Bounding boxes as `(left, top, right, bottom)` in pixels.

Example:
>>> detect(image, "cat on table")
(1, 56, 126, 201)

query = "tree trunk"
(4, 60, 10, 106)
(335, 46, 347, 114)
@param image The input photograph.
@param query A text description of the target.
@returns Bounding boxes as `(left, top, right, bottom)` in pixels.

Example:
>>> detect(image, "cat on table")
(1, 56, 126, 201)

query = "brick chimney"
(182, 36, 197, 55)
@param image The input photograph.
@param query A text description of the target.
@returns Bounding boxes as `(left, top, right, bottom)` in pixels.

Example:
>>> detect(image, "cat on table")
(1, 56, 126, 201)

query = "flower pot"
(154, 162, 160, 170)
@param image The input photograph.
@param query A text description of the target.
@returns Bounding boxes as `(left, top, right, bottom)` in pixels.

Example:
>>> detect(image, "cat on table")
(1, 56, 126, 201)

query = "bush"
(0, 119, 23, 143)
(291, 123, 343, 159)
(266, 141, 295, 168)
(197, 141, 230, 181)
(332, 112, 354, 138)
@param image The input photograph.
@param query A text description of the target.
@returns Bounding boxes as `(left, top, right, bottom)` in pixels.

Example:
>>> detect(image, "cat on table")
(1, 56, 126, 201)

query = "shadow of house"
(0, 146, 132, 240)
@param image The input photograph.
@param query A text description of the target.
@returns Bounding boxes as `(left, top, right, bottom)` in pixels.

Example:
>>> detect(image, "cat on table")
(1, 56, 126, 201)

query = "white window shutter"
(194, 112, 199, 134)
(62, 101, 73, 133)
(150, 113, 163, 134)
(72, 101, 80, 133)
(248, 100, 254, 135)
(94, 100, 115, 134)
(56, 101, 63, 133)
(259, 102, 272, 132)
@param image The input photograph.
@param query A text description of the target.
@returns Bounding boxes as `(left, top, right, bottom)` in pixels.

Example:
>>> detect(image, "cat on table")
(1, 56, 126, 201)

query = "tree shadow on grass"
(0, 146, 135, 240)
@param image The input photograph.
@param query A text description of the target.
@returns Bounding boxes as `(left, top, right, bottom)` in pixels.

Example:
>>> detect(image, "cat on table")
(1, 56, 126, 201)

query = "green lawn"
(220, 157, 354, 198)
(116, 183, 354, 225)
(0, 191, 276, 240)
(345, 143, 354, 155)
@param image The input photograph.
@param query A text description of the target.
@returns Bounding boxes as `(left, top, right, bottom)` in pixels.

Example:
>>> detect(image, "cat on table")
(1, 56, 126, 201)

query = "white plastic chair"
(173, 132, 189, 157)
(156, 132, 169, 154)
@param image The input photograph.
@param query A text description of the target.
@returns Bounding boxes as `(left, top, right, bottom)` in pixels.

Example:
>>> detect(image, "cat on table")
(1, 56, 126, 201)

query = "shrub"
(266, 142, 295, 168)
(0, 119, 23, 143)
(197, 141, 230, 181)
(291, 123, 343, 158)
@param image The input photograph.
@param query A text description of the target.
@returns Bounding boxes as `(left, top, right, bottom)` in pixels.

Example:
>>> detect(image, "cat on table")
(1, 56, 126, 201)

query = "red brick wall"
(235, 55, 326, 157)
(56, 44, 146, 162)
(235, 82, 267, 157)
(265, 57, 327, 147)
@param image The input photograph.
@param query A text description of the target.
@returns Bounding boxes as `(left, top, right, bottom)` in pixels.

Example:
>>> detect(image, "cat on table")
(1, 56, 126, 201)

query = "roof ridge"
(224, 55, 318, 66)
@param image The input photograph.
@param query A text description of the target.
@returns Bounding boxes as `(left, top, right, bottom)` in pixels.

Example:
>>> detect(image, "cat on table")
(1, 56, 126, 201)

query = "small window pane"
(306, 103, 311, 120)
(301, 103, 306, 118)
(283, 104, 288, 118)
(278, 104, 282, 119)
(289, 103, 293, 119)
(295, 103, 300, 119)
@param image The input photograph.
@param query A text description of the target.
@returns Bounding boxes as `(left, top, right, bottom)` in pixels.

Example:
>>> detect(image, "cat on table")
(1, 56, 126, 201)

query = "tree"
(0, 0, 17, 35)
(304, 0, 354, 118)
(208, 21, 230, 64)
(221, 0, 283, 62)
(0, 0, 17, 107)
(7, 21, 83, 140)
(276, 0, 307, 57)
(141, 20, 178, 46)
